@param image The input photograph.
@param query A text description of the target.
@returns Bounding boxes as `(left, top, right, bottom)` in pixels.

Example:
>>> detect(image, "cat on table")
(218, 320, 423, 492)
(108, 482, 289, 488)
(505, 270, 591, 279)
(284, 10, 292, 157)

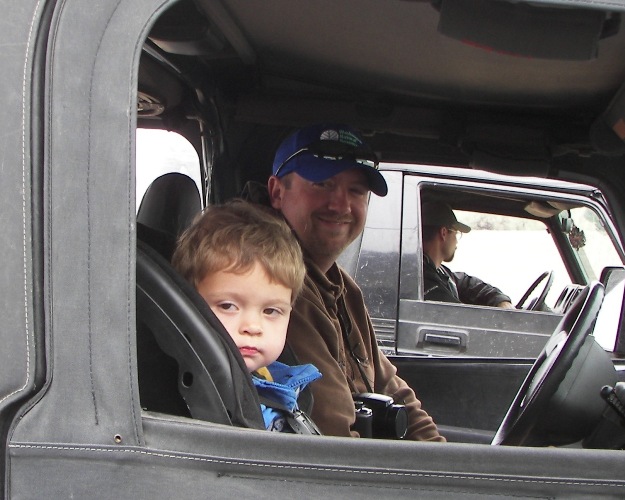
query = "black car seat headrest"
(137, 173, 202, 260)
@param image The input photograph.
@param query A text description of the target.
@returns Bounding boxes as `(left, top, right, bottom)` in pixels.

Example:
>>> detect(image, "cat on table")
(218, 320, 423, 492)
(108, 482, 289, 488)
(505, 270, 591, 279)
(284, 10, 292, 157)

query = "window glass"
(136, 129, 202, 211)
(448, 211, 570, 307)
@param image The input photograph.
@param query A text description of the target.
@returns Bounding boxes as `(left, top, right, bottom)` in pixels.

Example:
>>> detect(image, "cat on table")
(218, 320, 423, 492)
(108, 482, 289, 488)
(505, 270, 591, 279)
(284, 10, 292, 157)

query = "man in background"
(422, 201, 514, 308)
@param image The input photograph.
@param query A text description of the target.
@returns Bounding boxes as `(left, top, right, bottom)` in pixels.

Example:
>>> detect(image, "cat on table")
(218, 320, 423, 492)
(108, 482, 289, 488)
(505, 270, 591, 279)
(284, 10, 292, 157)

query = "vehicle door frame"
(395, 171, 624, 357)
(5, 0, 625, 497)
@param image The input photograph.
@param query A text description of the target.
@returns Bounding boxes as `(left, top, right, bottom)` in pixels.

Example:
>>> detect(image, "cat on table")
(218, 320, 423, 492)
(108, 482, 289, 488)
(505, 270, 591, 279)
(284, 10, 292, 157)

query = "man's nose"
(326, 185, 350, 212)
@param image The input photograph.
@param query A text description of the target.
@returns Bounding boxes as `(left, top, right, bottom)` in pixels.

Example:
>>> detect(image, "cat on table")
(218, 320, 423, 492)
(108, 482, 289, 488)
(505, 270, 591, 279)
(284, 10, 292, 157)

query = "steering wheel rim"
(492, 281, 604, 446)
(516, 270, 554, 310)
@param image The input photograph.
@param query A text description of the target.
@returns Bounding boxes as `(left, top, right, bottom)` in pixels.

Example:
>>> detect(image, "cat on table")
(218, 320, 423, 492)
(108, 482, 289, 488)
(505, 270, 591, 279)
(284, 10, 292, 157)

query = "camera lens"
(387, 404, 408, 439)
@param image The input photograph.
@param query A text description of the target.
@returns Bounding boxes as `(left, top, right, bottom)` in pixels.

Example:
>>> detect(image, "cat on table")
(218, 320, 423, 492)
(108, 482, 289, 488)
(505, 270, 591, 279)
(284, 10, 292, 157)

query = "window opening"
(136, 129, 201, 211)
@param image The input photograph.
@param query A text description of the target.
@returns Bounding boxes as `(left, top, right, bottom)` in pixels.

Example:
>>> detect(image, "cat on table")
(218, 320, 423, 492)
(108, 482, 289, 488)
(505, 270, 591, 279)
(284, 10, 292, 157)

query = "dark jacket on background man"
(423, 255, 511, 307)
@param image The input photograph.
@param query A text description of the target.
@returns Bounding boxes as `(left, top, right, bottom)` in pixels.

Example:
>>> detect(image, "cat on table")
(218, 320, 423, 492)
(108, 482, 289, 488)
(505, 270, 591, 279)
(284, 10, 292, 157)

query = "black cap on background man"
(421, 201, 471, 232)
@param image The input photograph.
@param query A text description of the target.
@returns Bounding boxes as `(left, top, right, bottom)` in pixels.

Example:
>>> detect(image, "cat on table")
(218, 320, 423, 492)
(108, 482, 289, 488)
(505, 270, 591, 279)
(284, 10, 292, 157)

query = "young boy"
(171, 200, 321, 433)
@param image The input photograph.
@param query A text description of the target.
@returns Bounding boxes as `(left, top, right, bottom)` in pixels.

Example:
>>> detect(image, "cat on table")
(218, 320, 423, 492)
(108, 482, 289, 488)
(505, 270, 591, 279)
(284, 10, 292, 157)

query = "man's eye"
(350, 187, 368, 197)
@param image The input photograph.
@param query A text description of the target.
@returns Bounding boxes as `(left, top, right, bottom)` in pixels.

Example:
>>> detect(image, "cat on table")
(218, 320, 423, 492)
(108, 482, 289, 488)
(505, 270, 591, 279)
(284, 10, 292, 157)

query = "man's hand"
(497, 301, 515, 309)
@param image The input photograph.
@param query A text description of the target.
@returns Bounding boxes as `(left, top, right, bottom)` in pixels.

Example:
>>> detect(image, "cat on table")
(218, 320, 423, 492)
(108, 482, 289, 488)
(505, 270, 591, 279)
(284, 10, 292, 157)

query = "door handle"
(423, 332, 462, 347)
(417, 327, 468, 353)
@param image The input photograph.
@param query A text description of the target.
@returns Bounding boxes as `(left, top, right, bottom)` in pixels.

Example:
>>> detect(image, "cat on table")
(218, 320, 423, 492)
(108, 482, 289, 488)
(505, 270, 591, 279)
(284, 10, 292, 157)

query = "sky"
(136, 129, 202, 210)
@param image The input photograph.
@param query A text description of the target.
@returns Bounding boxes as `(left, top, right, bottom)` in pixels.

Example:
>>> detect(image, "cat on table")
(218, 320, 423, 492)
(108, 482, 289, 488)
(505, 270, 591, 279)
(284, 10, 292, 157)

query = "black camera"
(352, 393, 408, 439)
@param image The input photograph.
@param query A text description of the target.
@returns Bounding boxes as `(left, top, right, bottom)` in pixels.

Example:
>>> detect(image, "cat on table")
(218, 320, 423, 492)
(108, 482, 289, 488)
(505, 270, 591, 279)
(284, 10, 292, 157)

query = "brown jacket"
(286, 257, 445, 441)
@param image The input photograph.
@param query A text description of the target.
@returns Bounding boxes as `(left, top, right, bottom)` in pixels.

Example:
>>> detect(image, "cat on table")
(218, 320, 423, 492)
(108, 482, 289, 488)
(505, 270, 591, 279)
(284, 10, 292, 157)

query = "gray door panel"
(9, 416, 625, 498)
(397, 301, 562, 357)
(392, 357, 533, 432)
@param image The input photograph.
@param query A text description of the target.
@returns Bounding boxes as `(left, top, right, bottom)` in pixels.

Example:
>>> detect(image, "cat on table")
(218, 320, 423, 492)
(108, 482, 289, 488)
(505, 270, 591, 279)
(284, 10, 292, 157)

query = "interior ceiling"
(144, 0, 625, 178)
(211, 0, 625, 108)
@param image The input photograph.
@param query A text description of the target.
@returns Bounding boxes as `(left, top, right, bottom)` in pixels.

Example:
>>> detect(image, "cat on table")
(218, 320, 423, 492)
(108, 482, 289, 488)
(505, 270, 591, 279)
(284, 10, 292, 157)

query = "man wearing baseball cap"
(421, 201, 514, 308)
(268, 123, 444, 441)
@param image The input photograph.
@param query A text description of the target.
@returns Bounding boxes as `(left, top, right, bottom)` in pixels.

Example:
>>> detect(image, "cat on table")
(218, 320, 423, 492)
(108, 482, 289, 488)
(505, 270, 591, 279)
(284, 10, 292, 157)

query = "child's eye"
(217, 302, 237, 312)
(263, 307, 283, 316)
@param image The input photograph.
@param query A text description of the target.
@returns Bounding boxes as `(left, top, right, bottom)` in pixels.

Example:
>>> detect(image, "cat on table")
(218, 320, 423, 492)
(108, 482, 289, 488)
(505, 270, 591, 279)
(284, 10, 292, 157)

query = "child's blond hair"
(172, 200, 305, 301)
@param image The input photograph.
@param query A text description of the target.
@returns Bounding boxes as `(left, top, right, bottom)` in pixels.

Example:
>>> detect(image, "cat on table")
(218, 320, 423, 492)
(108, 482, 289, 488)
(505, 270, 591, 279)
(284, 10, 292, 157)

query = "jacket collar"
(303, 253, 345, 309)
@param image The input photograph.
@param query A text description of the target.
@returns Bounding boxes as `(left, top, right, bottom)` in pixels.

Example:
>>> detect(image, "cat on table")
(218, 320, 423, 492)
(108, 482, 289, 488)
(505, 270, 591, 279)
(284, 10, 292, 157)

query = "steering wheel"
(492, 281, 604, 446)
(516, 271, 554, 310)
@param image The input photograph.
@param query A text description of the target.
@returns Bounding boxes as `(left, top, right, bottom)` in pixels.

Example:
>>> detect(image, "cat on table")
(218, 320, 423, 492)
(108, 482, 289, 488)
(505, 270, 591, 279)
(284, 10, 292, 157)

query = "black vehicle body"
(2, 0, 625, 498)
(339, 165, 624, 357)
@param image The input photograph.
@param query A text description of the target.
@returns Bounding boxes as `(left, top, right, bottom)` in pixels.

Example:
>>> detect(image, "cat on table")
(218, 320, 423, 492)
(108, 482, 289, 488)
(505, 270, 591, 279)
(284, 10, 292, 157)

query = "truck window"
(136, 129, 201, 211)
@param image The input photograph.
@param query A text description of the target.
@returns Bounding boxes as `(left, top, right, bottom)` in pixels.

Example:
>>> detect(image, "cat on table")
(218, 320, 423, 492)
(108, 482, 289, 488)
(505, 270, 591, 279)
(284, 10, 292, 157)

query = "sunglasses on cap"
(274, 139, 380, 177)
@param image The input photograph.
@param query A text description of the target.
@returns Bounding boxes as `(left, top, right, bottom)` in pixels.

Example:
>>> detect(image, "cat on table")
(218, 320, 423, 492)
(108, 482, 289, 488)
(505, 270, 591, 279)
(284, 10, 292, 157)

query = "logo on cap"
(320, 129, 340, 141)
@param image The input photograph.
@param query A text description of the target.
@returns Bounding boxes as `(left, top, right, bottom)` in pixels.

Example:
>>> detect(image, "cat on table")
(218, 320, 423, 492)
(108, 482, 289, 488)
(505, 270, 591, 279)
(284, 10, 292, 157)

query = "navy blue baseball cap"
(272, 123, 388, 197)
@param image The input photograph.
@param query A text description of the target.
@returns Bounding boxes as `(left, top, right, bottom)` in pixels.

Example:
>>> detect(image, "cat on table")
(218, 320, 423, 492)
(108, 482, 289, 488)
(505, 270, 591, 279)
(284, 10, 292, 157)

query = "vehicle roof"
(214, 0, 625, 110)
(141, 0, 625, 224)
(380, 162, 599, 194)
